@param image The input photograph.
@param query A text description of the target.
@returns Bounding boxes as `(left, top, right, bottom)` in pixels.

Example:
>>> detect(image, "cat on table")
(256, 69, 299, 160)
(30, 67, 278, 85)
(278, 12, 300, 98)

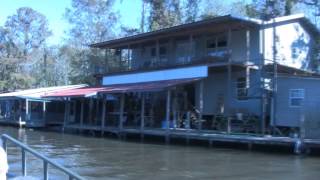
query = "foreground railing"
(1, 134, 85, 180)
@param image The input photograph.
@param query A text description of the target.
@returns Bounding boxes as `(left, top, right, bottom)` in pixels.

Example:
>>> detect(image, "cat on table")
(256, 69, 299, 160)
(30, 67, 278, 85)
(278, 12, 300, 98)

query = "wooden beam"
(73, 100, 76, 123)
(198, 80, 204, 131)
(140, 93, 145, 131)
(88, 98, 93, 125)
(246, 29, 250, 63)
(25, 99, 30, 123)
(227, 28, 232, 134)
(101, 95, 107, 129)
(140, 93, 145, 141)
(119, 94, 125, 131)
(95, 97, 99, 125)
(165, 90, 171, 144)
(80, 99, 84, 127)
(189, 34, 193, 62)
(18, 100, 22, 125)
(63, 100, 67, 128)
(42, 101, 46, 126)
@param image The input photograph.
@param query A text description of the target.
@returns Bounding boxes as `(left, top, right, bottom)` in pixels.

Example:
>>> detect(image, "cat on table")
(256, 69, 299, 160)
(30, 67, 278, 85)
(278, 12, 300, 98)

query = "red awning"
(43, 78, 201, 98)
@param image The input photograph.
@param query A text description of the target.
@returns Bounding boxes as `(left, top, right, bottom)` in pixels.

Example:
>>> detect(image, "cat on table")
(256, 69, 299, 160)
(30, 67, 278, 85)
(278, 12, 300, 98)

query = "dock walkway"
(63, 124, 320, 152)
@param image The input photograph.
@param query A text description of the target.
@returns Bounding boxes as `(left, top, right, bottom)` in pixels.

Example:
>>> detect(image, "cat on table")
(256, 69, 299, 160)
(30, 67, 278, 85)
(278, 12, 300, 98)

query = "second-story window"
(206, 34, 228, 58)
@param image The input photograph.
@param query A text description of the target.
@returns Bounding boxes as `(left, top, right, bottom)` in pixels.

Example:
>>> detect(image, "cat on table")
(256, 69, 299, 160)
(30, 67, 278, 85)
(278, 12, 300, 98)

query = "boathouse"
(0, 85, 87, 127)
(39, 14, 320, 140)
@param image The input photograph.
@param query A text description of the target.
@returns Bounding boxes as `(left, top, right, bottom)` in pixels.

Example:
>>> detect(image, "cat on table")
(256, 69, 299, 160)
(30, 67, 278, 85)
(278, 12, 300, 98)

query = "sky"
(0, 0, 142, 45)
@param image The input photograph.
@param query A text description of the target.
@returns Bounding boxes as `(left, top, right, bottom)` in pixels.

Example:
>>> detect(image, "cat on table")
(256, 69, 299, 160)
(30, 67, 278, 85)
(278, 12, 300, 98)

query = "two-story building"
(44, 14, 320, 139)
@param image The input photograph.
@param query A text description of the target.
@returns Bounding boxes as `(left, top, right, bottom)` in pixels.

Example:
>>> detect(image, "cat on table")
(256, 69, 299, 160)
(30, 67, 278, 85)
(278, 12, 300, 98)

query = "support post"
(119, 94, 125, 132)
(42, 101, 46, 126)
(227, 28, 232, 134)
(73, 100, 76, 123)
(80, 99, 84, 127)
(140, 93, 145, 141)
(95, 97, 99, 125)
(25, 99, 30, 123)
(165, 90, 171, 144)
(101, 95, 107, 133)
(88, 98, 93, 125)
(18, 100, 22, 127)
(189, 34, 193, 62)
(198, 80, 204, 131)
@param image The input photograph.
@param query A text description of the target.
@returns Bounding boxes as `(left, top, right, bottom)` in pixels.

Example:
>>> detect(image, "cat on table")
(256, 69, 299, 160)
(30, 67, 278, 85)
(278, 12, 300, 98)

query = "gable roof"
(90, 14, 320, 49)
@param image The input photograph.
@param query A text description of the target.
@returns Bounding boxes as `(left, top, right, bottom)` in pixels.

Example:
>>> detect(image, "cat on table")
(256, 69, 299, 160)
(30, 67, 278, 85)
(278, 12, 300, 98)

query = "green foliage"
(63, 0, 119, 85)
(147, 0, 182, 31)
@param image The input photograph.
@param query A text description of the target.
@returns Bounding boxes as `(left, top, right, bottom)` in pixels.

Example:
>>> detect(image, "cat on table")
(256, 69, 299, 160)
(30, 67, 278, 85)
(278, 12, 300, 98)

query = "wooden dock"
(63, 124, 320, 153)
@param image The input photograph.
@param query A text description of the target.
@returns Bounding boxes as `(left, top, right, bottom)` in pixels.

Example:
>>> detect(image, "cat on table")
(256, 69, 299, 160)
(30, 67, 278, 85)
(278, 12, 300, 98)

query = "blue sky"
(0, 0, 142, 45)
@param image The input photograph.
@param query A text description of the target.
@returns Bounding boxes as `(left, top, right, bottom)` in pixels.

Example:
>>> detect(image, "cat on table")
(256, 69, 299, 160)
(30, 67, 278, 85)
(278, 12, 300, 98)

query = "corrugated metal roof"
(43, 78, 201, 98)
(0, 84, 88, 100)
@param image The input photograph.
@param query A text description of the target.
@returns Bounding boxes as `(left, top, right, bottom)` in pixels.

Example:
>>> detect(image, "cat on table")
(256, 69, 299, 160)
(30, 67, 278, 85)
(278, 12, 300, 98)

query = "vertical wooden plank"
(80, 99, 84, 127)
(42, 101, 46, 126)
(198, 80, 204, 131)
(25, 99, 30, 123)
(18, 100, 22, 125)
(119, 94, 125, 131)
(140, 93, 145, 131)
(165, 90, 171, 144)
(101, 95, 107, 129)
(227, 28, 232, 134)
(95, 97, 99, 125)
(189, 34, 193, 62)
(63, 100, 67, 128)
(246, 29, 250, 63)
(73, 100, 76, 123)
(88, 98, 93, 125)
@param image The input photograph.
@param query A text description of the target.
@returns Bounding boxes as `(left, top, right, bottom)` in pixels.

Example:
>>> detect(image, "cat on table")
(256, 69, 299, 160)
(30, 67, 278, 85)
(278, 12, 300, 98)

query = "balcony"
(101, 49, 230, 76)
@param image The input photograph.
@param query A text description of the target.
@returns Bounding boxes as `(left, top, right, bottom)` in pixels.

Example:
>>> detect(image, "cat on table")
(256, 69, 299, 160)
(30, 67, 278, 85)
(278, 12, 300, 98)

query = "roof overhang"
(90, 15, 260, 49)
(90, 14, 320, 49)
(43, 78, 201, 98)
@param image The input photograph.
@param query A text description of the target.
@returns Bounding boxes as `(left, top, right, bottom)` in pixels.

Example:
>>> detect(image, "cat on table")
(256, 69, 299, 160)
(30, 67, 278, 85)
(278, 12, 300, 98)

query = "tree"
(0, 7, 52, 91)
(246, 0, 299, 20)
(183, 0, 201, 23)
(63, 0, 120, 85)
(65, 0, 119, 45)
(4, 7, 51, 58)
(147, 0, 182, 31)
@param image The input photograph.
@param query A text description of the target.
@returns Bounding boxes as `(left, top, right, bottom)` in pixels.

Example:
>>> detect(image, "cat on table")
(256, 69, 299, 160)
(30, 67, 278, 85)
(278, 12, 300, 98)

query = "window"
(237, 77, 248, 100)
(151, 47, 156, 57)
(289, 89, 304, 107)
(206, 34, 228, 57)
(159, 46, 167, 55)
(206, 39, 216, 49)
(217, 36, 227, 48)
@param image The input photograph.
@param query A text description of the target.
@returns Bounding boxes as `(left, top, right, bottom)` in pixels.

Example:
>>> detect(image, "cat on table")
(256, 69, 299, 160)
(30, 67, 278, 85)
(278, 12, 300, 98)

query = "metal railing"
(1, 134, 85, 180)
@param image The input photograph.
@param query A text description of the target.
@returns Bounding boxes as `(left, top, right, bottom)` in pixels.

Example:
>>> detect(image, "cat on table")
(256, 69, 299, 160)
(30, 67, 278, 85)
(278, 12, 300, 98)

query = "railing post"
(22, 149, 26, 176)
(44, 161, 48, 180)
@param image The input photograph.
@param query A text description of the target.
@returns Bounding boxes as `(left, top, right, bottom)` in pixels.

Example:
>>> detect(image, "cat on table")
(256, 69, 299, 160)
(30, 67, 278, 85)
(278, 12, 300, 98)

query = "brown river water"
(1, 126, 320, 180)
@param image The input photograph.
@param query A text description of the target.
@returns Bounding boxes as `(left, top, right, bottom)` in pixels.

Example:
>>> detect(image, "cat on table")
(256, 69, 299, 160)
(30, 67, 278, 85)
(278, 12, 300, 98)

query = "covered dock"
(0, 84, 87, 127)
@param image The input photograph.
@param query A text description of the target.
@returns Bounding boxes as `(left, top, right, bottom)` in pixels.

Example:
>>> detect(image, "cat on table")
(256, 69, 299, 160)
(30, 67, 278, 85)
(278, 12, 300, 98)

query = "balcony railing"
(102, 53, 230, 75)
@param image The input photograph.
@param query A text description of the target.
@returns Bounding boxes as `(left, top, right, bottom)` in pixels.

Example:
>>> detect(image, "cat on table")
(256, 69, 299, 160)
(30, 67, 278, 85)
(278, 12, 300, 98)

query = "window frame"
(289, 89, 305, 107)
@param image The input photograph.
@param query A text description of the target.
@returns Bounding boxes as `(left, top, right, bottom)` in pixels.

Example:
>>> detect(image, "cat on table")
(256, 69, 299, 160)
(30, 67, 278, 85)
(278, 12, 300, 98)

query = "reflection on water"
(1, 126, 320, 180)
